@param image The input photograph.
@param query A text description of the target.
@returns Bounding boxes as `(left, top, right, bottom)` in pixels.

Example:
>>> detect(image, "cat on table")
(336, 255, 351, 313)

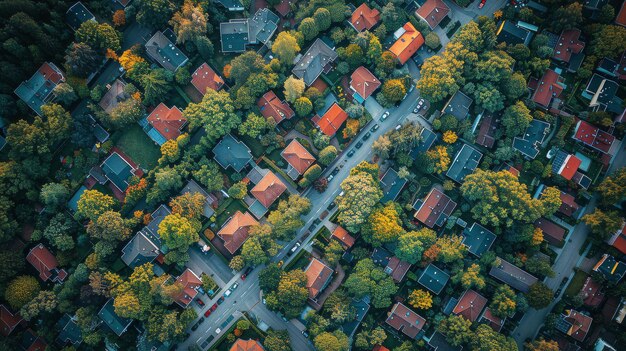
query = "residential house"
(607, 223, 626, 254)
(27, 244, 68, 283)
(212, 134, 253, 172)
(579, 277, 605, 308)
(428, 331, 463, 351)
(496, 20, 533, 45)
(596, 57, 619, 78)
(512, 119, 550, 159)
(312, 102, 349, 136)
(551, 151, 582, 181)
(418, 264, 449, 295)
(330, 226, 355, 249)
(340, 298, 370, 338)
(144, 103, 187, 145)
(594, 338, 617, 351)
(218, 211, 258, 254)
(475, 114, 499, 149)
(145, 31, 189, 72)
(372, 346, 389, 351)
(281, 139, 315, 179)
(191, 63, 224, 96)
(479, 307, 505, 332)
(115, 0, 131, 8)
(530, 69, 565, 111)
(461, 223, 496, 257)
(489, 257, 538, 293)
(593, 254, 626, 283)
(413, 187, 457, 228)
(66, 2, 95, 31)
(56, 314, 82, 346)
(385, 256, 411, 282)
(20, 329, 47, 351)
(350, 66, 381, 103)
(304, 258, 334, 300)
(98, 299, 132, 336)
(0, 305, 22, 337)
(219, 8, 279, 53)
(385, 302, 426, 339)
(14, 62, 65, 116)
(292, 38, 338, 86)
(250, 171, 287, 209)
(553, 190, 581, 218)
(388, 22, 424, 65)
(553, 29, 585, 72)
(616, 1, 626, 27)
(98, 79, 128, 114)
(556, 310, 592, 342)
(229, 339, 264, 351)
(214, 0, 244, 11)
(584, 0, 608, 11)
(274, 0, 292, 17)
(415, 0, 450, 30)
(380, 168, 407, 203)
(572, 120, 618, 155)
(121, 231, 160, 268)
(582, 74, 623, 114)
(442, 90, 473, 120)
(180, 179, 218, 218)
(172, 268, 202, 308)
(453, 290, 487, 322)
(350, 3, 380, 32)
(534, 218, 567, 246)
(409, 128, 437, 158)
(447, 144, 482, 183)
(258, 91, 295, 124)
(95, 151, 138, 192)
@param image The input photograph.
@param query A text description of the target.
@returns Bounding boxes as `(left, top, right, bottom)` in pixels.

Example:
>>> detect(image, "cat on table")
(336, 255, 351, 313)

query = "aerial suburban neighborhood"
(0, 0, 625, 350)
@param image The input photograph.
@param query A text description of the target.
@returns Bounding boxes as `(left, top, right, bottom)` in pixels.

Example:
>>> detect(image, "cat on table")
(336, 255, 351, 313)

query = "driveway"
(187, 247, 234, 287)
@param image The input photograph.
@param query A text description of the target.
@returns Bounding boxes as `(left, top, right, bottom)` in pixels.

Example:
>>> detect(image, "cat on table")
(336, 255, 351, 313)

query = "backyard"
(112, 124, 161, 170)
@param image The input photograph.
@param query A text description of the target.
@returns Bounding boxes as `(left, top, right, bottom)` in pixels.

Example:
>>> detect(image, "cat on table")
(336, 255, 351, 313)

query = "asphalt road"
(512, 140, 626, 348)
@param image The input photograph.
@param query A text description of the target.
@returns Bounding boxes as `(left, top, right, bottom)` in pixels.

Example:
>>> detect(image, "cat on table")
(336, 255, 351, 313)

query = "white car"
(224, 290, 232, 297)
(215, 328, 222, 334)
(380, 111, 390, 121)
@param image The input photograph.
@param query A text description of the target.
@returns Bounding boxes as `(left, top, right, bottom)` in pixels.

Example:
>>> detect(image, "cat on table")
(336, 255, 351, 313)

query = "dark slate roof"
(462, 223, 496, 257)
(418, 264, 449, 295)
(98, 299, 132, 336)
(292, 38, 338, 85)
(593, 254, 626, 283)
(597, 57, 618, 77)
(145, 31, 189, 72)
(212, 134, 253, 172)
(56, 314, 82, 346)
(428, 331, 463, 351)
(121, 232, 159, 268)
(144, 204, 171, 241)
(249, 8, 279, 45)
(340, 298, 370, 337)
(497, 20, 532, 45)
(442, 91, 473, 120)
(220, 19, 250, 52)
(214, 0, 244, 10)
(584, 74, 623, 114)
(180, 179, 217, 218)
(380, 168, 407, 203)
(66, 2, 95, 31)
(446, 144, 482, 183)
(371, 247, 392, 267)
(489, 257, 538, 293)
(512, 119, 550, 159)
(14, 62, 65, 116)
(101, 152, 134, 192)
(410, 128, 437, 158)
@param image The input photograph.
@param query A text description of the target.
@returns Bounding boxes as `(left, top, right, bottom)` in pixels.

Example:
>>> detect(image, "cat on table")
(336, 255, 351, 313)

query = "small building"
(144, 103, 187, 145)
(442, 91, 473, 120)
(572, 120, 617, 155)
(385, 302, 425, 339)
(409, 128, 437, 158)
(350, 66, 381, 102)
(596, 57, 619, 78)
(56, 314, 82, 346)
(98, 151, 138, 192)
(66, 2, 95, 31)
(385, 256, 411, 283)
(531, 69, 565, 111)
(489, 257, 538, 293)
(281, 139, 315, 179)
(98, 299, 132, 336)
(0, 305, 22, 337)
(212, 134, 253, 172)
(607, 223, 626, 254)
(555, 190, 581, 218)
(461, 223, 496, 257)
(145, 31, 188, 72)
(191, 63, 224, 96)
(20, 329, 47, 351)
(512, 119, 550, 159)
(258, 91, 295, 124)
(26, 244, 68, 283)
(475, 114, 499, 149)
(413, 187, 457, 228)
(172, 268, 202, 308)
(304, 258, 334, 300)
(496, 20, 533, 45)
(312, 102, 348, 136)
(556, 309, 592, 342)
(551, 151, 582, 180)
(446, 144, 482, 183)
(350, 3, 380, 32)
(250, 171, 287, 209)
(479, 307, 505, 332)
(340, 298, 370, 338)
(292, 38, 338, 86)
(453, 290, 487, 322)
(214, 0, 244, 11)
(418, 264, 449, 295)
(219, 8, 279, 53)
(98, 79, 128, 114)
(580, 277, 605, 308)
(415, 0, 450, 30)
(379, 168, 407, 203)
(14, 62, 65, 116)
(141, 204, 171, 240)
(616, 1, 626, 27)
(553, 29, 585, 72)
(534, 218, 566, 246)
(330, 226, 355, 249)
(121, 231, 160, 268)
(180, 179, 218, 218)
(229, 339, 264, 351)
(274, 0, 292, 17)
(428, 331, 462, 351)
(388, 22, 424, 65)
(593, 254, 626, 283)
(218, 211, 258, 254)
(582, 74, 623, 114)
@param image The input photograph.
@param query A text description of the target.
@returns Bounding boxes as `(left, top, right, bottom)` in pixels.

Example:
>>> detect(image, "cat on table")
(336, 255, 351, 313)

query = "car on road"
(327, 201, 336, 210)
(355, 141, 363, 149)
(204, 309, 212, 317)
(331, 167, 339, 176)
(560, 277, 569, 287)
(277, 260, 284, 267)
(347, 149, 355, 157)
(191, 322, 200, 331)
(195, 299, 205, 307)
(287, 242, 301, 256)
(395, 124, 402, 130)
(231, 283, 239, 290)
(217, 297, 225, 304)
(262, 298, 266, 304)
(302, 330, 309, 338)
(308, 222, 317, 232)
(198, 317, 205, 324)
(196, 286, 206, 295)
(224, 289, 232, 297)
(413, 99, 424, 113)
(211, 303, 217, 311)
(370, 124, 379, 132)
(241, 267, 252, 280)
(380, 111, 390, 121)
(478, 0, 486, 8)
(327, 174, 334, 182)
(215, 328, 222, 334)
(200, 336, 214, 349)
(554, 288, 562, 298)
(362, 132, 371, 141)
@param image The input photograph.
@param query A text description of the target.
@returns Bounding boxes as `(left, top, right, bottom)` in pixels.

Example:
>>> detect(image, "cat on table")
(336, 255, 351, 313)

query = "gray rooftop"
(446, 144, 482, 183)
(98, 299, 132, 336)
(443, 90, 473, 120)
(497, 20, 533, 46)
(220, 8, 279, 53)
(66, 2, 95, 31)
(14, 62, 65, 116)
(418, 264, 449, 295)
(380, 168, 407, 203)
(145, 31, 189, 72)
(292, 38, 338, 86)
(56, 314, 82, 345)
(410, 128, 437, 158)
(512, 119, 550, 159)
(462, 222, 496, 257)
(121, 232, 159, 268)
(214, 0, 244, 10)
(212, 134, 253, 172)
(489, 257, 538, 293)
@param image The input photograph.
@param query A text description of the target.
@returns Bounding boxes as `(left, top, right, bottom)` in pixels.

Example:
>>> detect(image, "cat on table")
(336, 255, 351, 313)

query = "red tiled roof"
(0, 305, 22, 336)
(480, 307, 504, 332)
(191, 63, 224, 95)
(385, 302, 425, 338)
(217, 211, 259, 254)
(553, 29, 585, 63)
(386, 256, 411, 282)
(534, 218, 566, 246)
(350, 3, 380, 32)
(563, 310, 592, 342)
(609, 223, 626, 254)
(558, 155, 581, 180)
(531, 69, 564, 109)
(147, 103, 187, 141)
(281, 139, 315, 175)
(250, 171, 287, 208)
(312, 103, 348, 136)
(616, 1, 626, 27)
(414, 188, 456, 228)
(476, 114, 498, 148)
(559, 191, 579, 217)
(415, 0, 450, 30)
(258, 91, 295, 124)
(573, 120, 615, 154)
(331, 226, 355, 249)
(39, 62, 64, 84)
(26, 244, 64, 282)
(453, 290, 488, 322)
(372, 346, 390, 351)
(580, 277, 605, 307)
(230, 339, 265, 351)
(389, 22, 424, 65)
(305, 258, 333, 299)
(274, 0, 292, 17)
(173, 268, 202, 307)
(350, 66, 381, 100)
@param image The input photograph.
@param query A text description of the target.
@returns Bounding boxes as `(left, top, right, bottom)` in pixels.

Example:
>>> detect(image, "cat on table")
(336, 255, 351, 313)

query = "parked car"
(224, 289, 232, 297)
(291, 242, 301, 253)
(380, 111, 390, 121)
(204, 309, 212, 317)
(395, 124, 402, 131)
(362, 132, 371, 141)
(196, 286, 206, 295)
(355, 141, 363, 149)
(262, 298, 266, 304)
(215, 328, 222, 334)
(277, 260, 284, 268)
(479, 0, 486, 8)
(195, 299, 205, 307)
(191, 322, 200, 331)
(241, 267, 252, 280)
(217, 297, 225, 304)
(327, 174, 334, 182)
(231, 283, 239, 290)
(327, 202, 336, 210)
(370, 124, 379, 132)
(554, 288, 562, 298)
(331, 167, 339, 176)
(302, 330, 309, 338)
(198, 317, 205, 324)
(211, 303, 218, 311)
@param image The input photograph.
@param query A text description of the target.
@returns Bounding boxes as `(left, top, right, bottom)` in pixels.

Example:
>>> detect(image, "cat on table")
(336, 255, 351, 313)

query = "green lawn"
(564, 270, 588, 298)
(113, 124, 160, 170)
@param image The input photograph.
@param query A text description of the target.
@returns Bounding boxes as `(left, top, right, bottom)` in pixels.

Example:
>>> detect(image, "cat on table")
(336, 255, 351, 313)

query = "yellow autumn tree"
(427, 146, 451, 174)
(442, 130, 458, 144)
(531, 228, 544, 246)
(112, 10, 126, 27)
(159, 139, 180, 164)
(118, 49, 146, 74)
(408, 289, 433, 310)
(343, 119, 360, 139)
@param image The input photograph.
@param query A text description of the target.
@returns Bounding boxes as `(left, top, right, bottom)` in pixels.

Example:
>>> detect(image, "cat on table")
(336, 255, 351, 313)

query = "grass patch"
(564, 270, 588, 298)
(239, 134, 265, 158)
(446, 21, 461, 38)
(284, 248, 310, 271)
(112, 124, 160, 169)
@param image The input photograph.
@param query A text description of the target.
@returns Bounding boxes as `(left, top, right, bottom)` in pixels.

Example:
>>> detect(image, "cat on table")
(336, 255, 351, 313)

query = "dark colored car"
(331, 167, 339, 176)
(355, 141, 363, 149)
(362, 132, 371, 141)
(204, 309, 212, 317)
(327, 202, 336, 210)
(211, 303, 218, 311)
(191, 322, 200, 331)
(347, 149, 355, 157)
(195, 299, 205, 307)
(198, 317, 205, 324)
(370, 124, 379, 132)
(241, 266, 253, 280)
(217, 297, 225, 305)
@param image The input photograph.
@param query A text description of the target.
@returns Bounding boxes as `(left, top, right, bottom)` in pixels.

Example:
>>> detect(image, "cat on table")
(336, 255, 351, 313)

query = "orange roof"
(251, 171, 287, 208)
(257, 91, 295, 124)
(305, 258, 333, 298)
(191, 63, 224, 95)
(350, 66, 381, 100)
(217, 211, 259, 254)
(453, 289, 487, 322)
(281, 139, 315, 175)
(351, 3, 380, 32)
(558, 155, 581, 180)
(617, 1, 626, 27)
(372, 346, 390, 351)
(312, 103, 348, 136)
(564, 309, 592, 342)
(389, 22, 424, 65)
(331, 226, 355, 248)
(415, 0, 450, 30)
(230, 339, 265, 351)
(173, 268, 202, 307)
(147, 103, 187, 141)
(610, 223, 626, 254)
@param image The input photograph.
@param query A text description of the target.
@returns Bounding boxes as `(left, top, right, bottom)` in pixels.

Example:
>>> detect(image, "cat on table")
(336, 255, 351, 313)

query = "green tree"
(158, 213, 199, 265)
(355, 327, 387, 349)
(19, 290, 57, 321)
(184, 89, 241, 142)
(337, 162, 383, 232)
(362, 203, 405, 246)
(77, 189, 115, 221)
(5, 276, 40, 310)
(490, 285, 517, 318)
(169, 0, 207, 43)
(583, 209, 623, 242)
(299, 18, 319, 41)
(272, 32, 301, 65)
(284, 76, 305, 103)
(436, 235, 466, 263)
(551, 2, 582, 32)
(228, 181, 248, 199)
(170, 192, 205, 220)
(471, 324, 517, 351)
(502, 101, 532, 137)
(408, 289, 433, 310)
(294, 97, 313, 117)
(264, 330, 292, 351)
(40, 182, 70, 211)
(596, 168, 626, 205)
(439, 315, 472, 346)
(137, 0, 174, 29)
(53, 83, 77, 106)
(192, 159, 224, 192)
(140, 69, 173, 105)
(75, 21, 121, 53)
(367, 35, 383, 64)
(267, 195, 312, 239)
(525, 255, 555, 278)
(314, 330, 349, 351)
(425, 32, 441, 49)
(259, 263, 282, 291)
(275, 269, 309, 318)
(229, 256, 245, 271)
(44, 213, 76, 251)
(313, 8, 332, 31)
(318, 145, 338, 166)
(526, 338, 559, 351)
(590, 25, 626, 58)
(228, 51, 266, 86)
(381, 79, 406, 104)
(344, 258, 398, 308)
(395, 228, 436, 264)
(107, 98, 145, 128)
(195, 36, 214, 60)
(344, 44, 364, 68)
(452, 263, 485, 290)
(239, 112, 272, 138)
(64, 42, 101, 77)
